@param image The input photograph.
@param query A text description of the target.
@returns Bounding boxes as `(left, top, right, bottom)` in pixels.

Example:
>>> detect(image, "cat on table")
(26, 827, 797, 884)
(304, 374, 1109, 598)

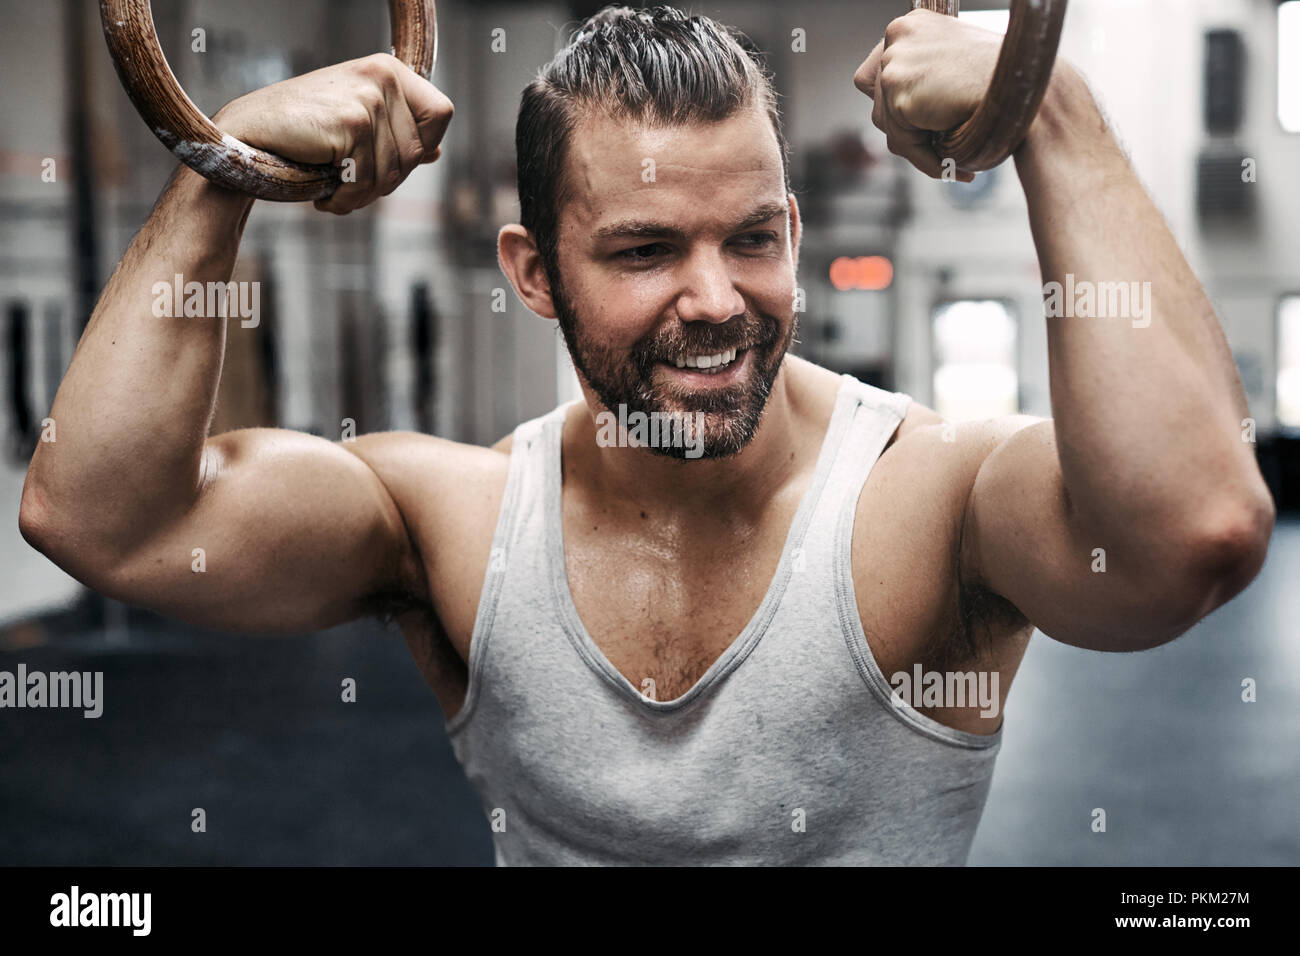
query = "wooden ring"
(912, 0, 1068, 172)
(99, 0, 437, 201)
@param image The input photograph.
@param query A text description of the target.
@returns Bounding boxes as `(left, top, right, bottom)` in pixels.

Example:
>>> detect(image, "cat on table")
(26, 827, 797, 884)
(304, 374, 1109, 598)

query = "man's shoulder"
(854, 408, 1047, 665)
(344, 394, 585, 513)
(345, 430, 511, 477)
(865, 408, 1050, 557)
(491, 398, 588, 456)
(340, 430, 516, 626)
(342, 431, 513, 537)
(883, 404, 1048, 472)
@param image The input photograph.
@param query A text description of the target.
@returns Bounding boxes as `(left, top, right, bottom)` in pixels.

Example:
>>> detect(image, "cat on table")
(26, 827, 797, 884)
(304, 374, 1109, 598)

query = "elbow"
(1182, 487, 1275, 609)
(20, 478, 98, 575)
(18, 479, 54, 557)
(1118, 491, 1274, 650)
(18, 478, 88, 578)
(19, 479, 131, 599)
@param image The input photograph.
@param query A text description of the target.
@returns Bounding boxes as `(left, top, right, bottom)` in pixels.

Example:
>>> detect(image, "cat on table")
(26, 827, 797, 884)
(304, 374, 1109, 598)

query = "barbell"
(99, 0, 1064, 200)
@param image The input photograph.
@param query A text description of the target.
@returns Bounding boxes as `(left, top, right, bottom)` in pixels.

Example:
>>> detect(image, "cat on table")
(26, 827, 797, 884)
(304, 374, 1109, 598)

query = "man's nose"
(675, 249, 746, 324)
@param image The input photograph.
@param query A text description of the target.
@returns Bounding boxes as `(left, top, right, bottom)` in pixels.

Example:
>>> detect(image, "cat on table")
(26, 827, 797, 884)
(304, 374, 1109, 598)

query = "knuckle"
(428, 89, 454, 122)
(327, 126, 352, 162)
(353, 56, 381, 80)
(350, 105, 375, 138)
(359, 52, 397, 78)
(401, 137, 425, 168)
(344, 102, 370, 132)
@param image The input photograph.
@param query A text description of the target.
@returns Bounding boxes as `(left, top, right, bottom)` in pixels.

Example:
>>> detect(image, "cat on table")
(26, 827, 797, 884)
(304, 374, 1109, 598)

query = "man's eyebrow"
(591, 201, 788, 242)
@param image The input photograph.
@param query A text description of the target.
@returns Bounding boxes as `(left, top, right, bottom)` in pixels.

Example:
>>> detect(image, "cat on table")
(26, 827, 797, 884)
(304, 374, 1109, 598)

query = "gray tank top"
(446, 374, 1002, 865)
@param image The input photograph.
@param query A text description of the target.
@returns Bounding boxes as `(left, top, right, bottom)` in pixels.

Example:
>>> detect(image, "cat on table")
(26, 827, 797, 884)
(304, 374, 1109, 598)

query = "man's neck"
(563, 357, 832, 520)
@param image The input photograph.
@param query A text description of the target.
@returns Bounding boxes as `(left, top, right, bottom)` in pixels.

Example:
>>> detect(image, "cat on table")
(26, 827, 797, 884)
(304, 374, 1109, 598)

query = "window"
(1278, 295, 1300, 429)
(1281, 1, 1300, 132)
(932, 299, 1018, 423)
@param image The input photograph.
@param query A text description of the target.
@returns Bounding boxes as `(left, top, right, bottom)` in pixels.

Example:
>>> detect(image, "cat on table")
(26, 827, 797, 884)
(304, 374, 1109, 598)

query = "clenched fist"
(854, 9, 1006, 182)
(212, 52, 454, 214)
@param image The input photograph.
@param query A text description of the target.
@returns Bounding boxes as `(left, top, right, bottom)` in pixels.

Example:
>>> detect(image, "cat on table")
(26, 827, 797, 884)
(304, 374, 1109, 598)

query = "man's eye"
(737, 232, 778, 248)
(618, 243, 664, 261)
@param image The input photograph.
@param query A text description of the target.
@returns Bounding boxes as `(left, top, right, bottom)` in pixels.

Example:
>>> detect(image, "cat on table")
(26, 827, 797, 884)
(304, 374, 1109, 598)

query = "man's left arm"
(968, 64, 1274, 650)
(860, 14, 1275, 650)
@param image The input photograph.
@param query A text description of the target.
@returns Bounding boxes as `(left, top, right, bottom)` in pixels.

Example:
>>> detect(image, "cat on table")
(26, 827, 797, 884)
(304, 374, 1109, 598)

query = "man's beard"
(550, 272, 796, 460)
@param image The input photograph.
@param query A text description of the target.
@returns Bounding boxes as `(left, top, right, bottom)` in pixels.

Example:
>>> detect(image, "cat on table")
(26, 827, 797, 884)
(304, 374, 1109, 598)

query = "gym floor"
(2, 520, 1296, 866)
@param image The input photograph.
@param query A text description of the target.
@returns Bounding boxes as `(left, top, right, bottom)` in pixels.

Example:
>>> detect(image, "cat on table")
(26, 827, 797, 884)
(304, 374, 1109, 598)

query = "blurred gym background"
(1, 0, 1296, 865)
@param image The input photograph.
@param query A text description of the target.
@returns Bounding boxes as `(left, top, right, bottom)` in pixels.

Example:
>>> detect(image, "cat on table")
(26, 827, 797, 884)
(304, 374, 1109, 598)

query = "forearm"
(1013, 66, 1272, 567)
(23, 165, 255, 555)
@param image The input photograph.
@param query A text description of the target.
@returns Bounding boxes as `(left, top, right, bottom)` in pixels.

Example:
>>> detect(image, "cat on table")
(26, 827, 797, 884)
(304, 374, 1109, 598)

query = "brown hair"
(515, 5, 790, 288)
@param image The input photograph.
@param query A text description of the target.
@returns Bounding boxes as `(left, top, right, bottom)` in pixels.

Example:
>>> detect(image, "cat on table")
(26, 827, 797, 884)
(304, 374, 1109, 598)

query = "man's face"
(549, 103, 799, 459)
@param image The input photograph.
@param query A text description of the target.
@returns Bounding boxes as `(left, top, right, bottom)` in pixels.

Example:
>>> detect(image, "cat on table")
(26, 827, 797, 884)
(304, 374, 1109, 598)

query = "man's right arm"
(19, 54, 453, 633)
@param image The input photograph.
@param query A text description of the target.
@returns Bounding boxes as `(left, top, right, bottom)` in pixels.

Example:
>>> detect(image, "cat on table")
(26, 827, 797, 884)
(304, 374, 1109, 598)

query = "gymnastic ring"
(911, 0, 1068, 172)
(99, 0, 437, 201)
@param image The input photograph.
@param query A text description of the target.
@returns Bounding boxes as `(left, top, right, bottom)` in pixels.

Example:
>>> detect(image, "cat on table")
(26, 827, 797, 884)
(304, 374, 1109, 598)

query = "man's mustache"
(637, 313, 781, 365)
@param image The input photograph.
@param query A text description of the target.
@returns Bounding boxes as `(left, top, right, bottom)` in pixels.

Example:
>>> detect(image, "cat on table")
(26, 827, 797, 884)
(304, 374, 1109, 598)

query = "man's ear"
(498, 224, 557, 320)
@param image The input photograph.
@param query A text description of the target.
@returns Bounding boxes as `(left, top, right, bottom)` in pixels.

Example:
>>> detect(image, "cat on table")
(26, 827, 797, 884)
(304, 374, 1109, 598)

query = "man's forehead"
(562, 105, 786, 232)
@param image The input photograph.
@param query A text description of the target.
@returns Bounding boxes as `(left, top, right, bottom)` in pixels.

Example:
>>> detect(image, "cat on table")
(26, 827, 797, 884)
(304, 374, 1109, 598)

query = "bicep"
(106, 428, 418, 633)
(963, 419, 1186, 650)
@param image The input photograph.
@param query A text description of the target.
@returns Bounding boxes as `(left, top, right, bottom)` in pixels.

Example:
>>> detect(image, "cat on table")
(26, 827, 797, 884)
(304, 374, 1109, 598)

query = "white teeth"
(672, 348, 740, 371)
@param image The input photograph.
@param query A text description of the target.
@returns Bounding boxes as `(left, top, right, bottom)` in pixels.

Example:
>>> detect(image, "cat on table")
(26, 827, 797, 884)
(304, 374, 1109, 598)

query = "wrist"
(1018, 60, 1100, 158)
(1014, 60, 1117, 188)
(168, 132, 256, 200)
(162, 162, 256, 237)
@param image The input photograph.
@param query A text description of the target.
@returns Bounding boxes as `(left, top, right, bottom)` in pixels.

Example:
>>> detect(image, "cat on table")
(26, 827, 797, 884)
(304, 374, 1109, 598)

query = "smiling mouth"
(667, 347, 743, 374)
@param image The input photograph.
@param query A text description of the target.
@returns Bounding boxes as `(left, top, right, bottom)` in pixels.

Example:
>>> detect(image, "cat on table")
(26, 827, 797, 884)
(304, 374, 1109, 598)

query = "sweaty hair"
(515, 4, 791, 289)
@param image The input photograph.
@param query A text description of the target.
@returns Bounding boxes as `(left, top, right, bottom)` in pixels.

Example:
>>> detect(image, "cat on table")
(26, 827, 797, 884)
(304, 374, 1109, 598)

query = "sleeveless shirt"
(445, 374, 1002, 865)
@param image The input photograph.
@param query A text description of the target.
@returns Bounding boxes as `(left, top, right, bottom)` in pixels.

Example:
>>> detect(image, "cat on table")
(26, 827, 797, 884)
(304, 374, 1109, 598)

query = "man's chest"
(407, 430, 1022, 731)
(561, 523, 786, 702)
(555, 468, 971, 704)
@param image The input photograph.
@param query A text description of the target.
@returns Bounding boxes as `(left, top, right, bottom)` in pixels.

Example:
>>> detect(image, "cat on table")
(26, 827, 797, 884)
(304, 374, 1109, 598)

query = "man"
(20, 6, 1273, 865)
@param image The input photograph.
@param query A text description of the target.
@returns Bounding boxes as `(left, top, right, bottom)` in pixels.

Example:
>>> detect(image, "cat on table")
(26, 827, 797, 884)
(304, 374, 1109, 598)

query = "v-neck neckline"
(545, 376, 858, 713)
